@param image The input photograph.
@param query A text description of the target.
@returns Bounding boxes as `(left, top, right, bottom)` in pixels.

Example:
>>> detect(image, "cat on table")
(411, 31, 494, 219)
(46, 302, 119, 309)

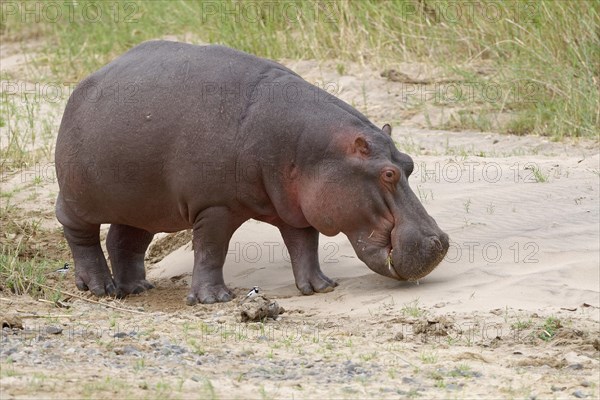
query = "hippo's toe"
(186, 284, 235, 305)
(116, 280, 155, 298)
(75, 271, 117, 297)
(296, 270, 338, 295)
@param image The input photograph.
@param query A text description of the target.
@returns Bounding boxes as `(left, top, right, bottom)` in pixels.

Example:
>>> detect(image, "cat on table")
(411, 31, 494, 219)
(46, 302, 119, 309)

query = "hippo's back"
(57, 41, 294, 156)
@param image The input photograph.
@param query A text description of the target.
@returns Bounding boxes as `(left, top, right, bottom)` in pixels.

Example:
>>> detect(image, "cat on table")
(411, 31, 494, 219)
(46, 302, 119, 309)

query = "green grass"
(0, 251, 53, 297)
(401, 298, 425, 318)
(531, 166, 549, 183)
(538, 316, 561, 341)
(1, 0, 598, 139)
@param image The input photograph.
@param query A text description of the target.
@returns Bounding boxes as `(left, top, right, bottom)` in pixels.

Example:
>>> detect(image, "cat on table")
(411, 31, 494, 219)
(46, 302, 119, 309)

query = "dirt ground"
(1, 39, 599, 399)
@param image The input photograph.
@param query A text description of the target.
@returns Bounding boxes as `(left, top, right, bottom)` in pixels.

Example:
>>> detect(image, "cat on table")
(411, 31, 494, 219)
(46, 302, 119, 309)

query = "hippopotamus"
(55, 41, 449, 305)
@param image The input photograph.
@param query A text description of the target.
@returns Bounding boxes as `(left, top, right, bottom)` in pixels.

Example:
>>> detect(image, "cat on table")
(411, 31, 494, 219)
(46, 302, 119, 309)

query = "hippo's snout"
(350, 226, 449, 283)
(388, 230, 449, 281)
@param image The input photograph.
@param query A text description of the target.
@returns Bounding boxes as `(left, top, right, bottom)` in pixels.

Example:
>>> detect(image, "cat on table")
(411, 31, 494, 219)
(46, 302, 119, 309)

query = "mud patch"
(239, 295, 285, 322)
(145, 230, 192, 264)
(413, 316, 457, 337)
(512, 356, 567, 369)
(1, 313, 23, 329)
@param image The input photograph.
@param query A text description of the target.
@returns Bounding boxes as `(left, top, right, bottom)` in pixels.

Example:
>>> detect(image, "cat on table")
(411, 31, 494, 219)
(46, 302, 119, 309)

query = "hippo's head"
(299, 124, 449, 281)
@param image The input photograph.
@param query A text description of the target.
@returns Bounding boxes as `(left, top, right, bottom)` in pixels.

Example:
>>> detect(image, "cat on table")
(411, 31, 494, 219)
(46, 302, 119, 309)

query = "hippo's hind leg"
(106, 224, 154, 298)
(278, 224, 338, 295)
(57, 193, 116, 296)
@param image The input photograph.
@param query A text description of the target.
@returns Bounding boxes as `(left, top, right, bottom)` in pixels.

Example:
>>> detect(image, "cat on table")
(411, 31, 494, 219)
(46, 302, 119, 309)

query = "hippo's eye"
(381, 168, 399, 184)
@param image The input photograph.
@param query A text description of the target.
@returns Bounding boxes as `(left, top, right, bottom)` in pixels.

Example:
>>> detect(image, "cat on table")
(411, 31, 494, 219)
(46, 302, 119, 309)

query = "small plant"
(134, 358, 146, 372)
(511, 318, 532, 331)
(463, 198, 471, 213)
(417, 185, 430, 204)
(539, 317, 561, 341)
(387, 368, 396, 379)
(419, 350, 438, 364)
(401, 298, 424, 317)
(531, 166, 549, 183)
(486, 202, 495, 214)
(359, 352, 377, 362)
(188, 338, 205, 355)
(203, 378, 217, 399)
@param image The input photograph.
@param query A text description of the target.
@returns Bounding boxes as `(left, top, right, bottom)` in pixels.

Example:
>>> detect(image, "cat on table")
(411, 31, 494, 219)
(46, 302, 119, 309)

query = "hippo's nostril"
(439, 232, 450, 251)
(428, 236, 443, 252)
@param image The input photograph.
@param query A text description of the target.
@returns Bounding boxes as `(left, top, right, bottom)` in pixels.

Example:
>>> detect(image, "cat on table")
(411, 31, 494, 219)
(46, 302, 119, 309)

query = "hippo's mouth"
(385, 248, 402, 280)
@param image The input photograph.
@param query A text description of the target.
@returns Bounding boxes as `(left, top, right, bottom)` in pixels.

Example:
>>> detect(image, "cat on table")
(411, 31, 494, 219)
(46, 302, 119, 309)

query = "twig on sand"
(34, 281, 147, 315)
(0, 272, 146, 315)
(15, 309, 74, 319)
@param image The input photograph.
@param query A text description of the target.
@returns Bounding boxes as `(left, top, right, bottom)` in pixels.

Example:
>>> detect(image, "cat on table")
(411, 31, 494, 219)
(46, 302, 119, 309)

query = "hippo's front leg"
(186, 207, 243, 305)
(279, 225, 338, 295)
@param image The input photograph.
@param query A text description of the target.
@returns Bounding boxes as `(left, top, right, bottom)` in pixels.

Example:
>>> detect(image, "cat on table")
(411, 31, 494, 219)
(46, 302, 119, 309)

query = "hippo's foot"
(186, 284, 235, 305)
(116, 279, 155, 298)
(296, 270, 338, 295)
(75, 267, 117, 297)
(60, 221, 116, 297)
(106, 224, 155, 299)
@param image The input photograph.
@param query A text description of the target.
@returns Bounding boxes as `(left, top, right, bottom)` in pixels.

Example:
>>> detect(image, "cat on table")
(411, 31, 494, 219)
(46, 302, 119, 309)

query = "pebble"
(45, 326, 63, 335)
(573, 390, 587, 398)
(446, 383, 462, 391)
(2, 346, 18, 356)
(114, 345, 141, 356)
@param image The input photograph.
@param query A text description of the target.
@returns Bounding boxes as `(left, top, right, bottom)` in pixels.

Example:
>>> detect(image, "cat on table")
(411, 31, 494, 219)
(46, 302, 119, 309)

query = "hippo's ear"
(382, 124, 392, 136)
(352, 136, 370, 156)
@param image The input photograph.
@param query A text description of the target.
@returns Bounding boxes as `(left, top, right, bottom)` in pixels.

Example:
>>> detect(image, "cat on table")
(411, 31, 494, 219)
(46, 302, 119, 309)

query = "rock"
(1, 346, 18, 357)
(393, 332, 404, 341)
(564, 352, 594, 367)
(402, 377, 416, 384)
(45, 326, 62, 335)
(239, 295, 285, 322)
(573, 390, 587, 398)
(446, 383, 462, 390)
(114, 345, 141, 356)
(167, 345, 187, 354)
(413, 316, 455, 336)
